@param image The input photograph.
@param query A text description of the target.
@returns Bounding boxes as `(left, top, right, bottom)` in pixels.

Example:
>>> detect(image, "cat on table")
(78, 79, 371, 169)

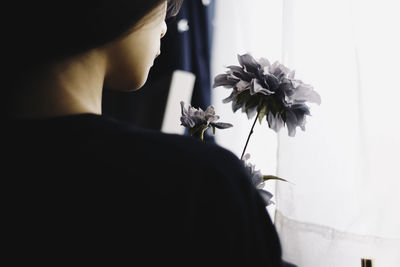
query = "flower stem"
(240, 111, 260, 160)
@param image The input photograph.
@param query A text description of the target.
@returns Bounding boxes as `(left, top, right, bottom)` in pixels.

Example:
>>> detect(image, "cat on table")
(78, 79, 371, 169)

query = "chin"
(104, 71, 150, 92)
(133, 79, 148, 91)
(121, 79, 148, 92)
(132, 67, 153, 90)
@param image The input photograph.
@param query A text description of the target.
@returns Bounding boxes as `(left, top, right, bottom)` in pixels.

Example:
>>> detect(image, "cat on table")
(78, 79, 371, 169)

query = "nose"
(161, 21, 167, 39)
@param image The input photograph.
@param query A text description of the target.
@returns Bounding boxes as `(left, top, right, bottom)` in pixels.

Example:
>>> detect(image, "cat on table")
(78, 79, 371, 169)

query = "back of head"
(3, 0, 182, 75)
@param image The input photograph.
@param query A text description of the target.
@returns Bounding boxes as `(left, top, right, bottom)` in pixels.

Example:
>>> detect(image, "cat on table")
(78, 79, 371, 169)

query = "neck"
(8, 50, 107, 119)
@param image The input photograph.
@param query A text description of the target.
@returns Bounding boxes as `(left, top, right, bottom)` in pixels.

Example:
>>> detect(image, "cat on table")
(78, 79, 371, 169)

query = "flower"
(180, 101, 233, 140)
(242, 153, 274, 206)
(213, 53, 321, 137)
(180, 53, 320, 207)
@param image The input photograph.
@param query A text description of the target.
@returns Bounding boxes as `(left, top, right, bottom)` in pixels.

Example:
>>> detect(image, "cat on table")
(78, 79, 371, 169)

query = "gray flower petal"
(250, 79, 275, 95)
(285, 109, 298, 137)
(237, 53, 261, 74)
(256, 181, 266, 189)
(292, 83, 321, 105)
(292, 104, 310, 130)
(222, 91, 237, 104)
(245, 106, 258, 119)
(236, 80, 250, 92)
(180, 101, 188, 115)
(213, 74, 237, 88)
(242, 153, 251, 161)
(204, 105, 220, 123)
(268, 112, 284, 133)
(258, 189, 274, 206)
(180, 101, 196, 128)
(252, 169, 263, 187)
(211, 122, 233, 129)
(270, 61, 291, 79)
(259, 57, 271, 69)
(227, 65, 249, 81)
(288, 70, 296, 79)
(241, 153, 262, 186)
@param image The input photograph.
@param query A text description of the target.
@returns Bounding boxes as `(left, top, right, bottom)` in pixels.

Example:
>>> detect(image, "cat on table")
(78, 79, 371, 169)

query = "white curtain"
(211, 0, 400, 266)
(211, 0, 283, 219)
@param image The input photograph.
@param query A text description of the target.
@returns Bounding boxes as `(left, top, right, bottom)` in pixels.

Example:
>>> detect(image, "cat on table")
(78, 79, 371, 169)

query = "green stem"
(240, 111, 260, 160)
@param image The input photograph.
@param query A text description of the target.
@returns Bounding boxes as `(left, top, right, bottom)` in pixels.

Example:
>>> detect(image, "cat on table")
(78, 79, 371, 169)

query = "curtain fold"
(276, 0, 400, 266)
(211, 0, 400, 266)
(275, 211, 400, 266)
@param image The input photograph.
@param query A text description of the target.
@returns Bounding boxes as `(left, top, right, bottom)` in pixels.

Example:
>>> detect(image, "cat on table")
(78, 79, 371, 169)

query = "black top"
(2, 114, 282, 266)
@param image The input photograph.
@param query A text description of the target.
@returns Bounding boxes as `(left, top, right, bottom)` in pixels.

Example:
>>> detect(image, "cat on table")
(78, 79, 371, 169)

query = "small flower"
(241, 153, 274, 206)
(180, 101, 233, 140)
(213, 53, 321, 137)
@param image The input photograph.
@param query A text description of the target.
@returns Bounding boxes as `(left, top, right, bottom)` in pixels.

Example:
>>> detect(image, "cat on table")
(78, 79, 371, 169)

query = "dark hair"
(4, 0, 183, 70)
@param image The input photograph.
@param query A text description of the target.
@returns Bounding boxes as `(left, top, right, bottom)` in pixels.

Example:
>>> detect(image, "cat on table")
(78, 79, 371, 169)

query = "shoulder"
(100, 118, 283, 265)
(89, 115, 264, 210)
(2, 114, 283, 266)
(3, 113, 248, 182)
(98, 114, 250, 183)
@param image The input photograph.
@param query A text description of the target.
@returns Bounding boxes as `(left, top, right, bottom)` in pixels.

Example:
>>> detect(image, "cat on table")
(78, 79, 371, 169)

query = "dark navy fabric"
(169, 0, 215, 110)
(2, 114, 283, 266)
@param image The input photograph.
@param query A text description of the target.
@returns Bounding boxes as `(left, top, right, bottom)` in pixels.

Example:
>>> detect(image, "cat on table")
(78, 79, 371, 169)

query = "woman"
(2, 1, 282, 266)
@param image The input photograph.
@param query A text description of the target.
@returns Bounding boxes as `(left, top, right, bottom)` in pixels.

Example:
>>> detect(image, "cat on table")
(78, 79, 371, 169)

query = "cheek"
(104, 31, 160, 91)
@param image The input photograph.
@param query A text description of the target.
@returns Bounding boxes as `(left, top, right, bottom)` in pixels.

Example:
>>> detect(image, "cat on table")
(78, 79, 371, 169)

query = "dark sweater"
(2, 114, 282, 266)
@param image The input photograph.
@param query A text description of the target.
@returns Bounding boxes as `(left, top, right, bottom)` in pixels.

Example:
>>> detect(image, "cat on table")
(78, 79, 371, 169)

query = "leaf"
(244, 95, 260, 113)
(263, 175, 289, 183)
(189, 125, 209, 140)
(236, 91, 251, 107)
(258, 105, 268, 124)
(200, 127, 208, 140)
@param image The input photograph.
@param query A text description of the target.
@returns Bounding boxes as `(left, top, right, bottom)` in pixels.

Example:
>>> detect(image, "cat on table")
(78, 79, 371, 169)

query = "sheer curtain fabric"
(211, 0, 400, 266)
